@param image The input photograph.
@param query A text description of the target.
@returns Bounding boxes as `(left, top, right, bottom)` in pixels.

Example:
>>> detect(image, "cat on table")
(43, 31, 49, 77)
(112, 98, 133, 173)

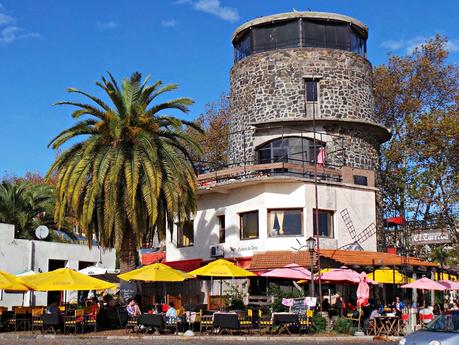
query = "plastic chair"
(240, 309, 253, 334)
(31, 308, 44, 333)
(258, 309, 272, 334)
(64, 309, 85, 334)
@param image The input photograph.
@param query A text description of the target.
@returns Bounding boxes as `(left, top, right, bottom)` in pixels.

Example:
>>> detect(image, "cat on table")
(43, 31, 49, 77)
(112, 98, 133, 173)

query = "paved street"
(0, 335, 398, 345)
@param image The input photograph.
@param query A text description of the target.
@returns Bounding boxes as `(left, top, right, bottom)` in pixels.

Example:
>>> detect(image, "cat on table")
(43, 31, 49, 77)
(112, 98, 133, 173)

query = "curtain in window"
(270, 210, 285, 236)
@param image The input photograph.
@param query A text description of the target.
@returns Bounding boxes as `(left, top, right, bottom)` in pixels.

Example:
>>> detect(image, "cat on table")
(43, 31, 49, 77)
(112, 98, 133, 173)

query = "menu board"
(290, 297, 317, 315)
(120, 281, 137, 302)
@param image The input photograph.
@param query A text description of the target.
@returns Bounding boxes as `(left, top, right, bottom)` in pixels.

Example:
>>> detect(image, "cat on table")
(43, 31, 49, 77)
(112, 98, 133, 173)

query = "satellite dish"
(35, 225, 49, 240)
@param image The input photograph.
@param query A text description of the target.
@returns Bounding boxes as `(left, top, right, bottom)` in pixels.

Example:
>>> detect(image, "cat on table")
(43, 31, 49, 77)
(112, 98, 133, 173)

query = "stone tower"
(228, 12, 390, 247)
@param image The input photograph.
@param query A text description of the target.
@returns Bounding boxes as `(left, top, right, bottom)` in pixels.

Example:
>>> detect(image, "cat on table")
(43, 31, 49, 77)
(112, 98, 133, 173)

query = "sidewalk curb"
(0, 333, 402, 342)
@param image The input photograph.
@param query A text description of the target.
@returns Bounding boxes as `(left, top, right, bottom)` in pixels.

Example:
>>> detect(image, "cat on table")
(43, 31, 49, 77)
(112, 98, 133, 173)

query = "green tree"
(0, 179, 55, 239)
(187, 93, 230, 170)
(47, 72, 202, 272)
(374, 35, 458, 234)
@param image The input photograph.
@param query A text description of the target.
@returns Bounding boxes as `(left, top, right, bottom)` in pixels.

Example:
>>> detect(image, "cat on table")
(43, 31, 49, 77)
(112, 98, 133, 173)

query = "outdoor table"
(213, 312, 240, 335)
(375, 316, 402, 336)
(272, 312, 298, 335)
(137, 313, 165, 333)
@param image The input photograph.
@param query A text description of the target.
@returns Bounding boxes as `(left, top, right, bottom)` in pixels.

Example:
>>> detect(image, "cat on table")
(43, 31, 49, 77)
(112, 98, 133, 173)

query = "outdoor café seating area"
(1, 255, 459, 337)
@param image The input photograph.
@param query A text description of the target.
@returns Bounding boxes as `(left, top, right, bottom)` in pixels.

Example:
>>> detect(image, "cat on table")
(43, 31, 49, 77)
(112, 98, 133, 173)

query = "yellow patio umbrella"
(367, 267, 414, 284)
(0, 271, 29, 291)
(18, 268, 116, 291)
(189, 259, 255, 309)
(118, 263, 194, 282)
(189, 259, 256, 278)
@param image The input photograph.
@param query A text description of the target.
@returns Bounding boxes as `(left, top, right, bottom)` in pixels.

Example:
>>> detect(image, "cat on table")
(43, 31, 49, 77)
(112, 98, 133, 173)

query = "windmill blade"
(356, 223, 376, 244)
(340, 209, 357, 239)
(339, 241, 364, 251)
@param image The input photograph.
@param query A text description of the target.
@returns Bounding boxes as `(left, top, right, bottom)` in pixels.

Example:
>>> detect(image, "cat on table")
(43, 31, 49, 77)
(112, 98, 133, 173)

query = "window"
(233, 18, 367, 62)
(257, 137, 325, 164)
(305, 78, 319, 116)
(353, 175, 368, 186)
(252, 20, 300, 53)
(218, 215, 225, 243)
(268, 209, 303, 237)
(305, 79, 318, 102)
(240, 211, 259, 240)
(312, 210, 334, 237)
(177, 220, 194, 247)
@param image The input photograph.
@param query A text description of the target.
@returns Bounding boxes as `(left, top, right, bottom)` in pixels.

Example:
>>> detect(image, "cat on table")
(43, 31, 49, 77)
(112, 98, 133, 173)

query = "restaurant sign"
(411, 230, 451, 245)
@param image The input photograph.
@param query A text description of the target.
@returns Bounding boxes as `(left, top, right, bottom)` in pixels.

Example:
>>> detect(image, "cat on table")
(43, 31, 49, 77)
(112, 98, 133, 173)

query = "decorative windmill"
(339, 209, 376, 251)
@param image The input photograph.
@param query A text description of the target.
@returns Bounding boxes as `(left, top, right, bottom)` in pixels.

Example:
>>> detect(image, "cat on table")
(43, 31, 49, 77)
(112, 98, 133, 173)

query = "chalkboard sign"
(290, 297, 316, 315)
(120, 281, 137, 302)
(290, 298, 307, 315)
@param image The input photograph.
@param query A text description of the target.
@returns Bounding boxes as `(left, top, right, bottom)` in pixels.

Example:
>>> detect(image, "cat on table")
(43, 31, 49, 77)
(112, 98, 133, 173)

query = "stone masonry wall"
(228, 47, 381, 170)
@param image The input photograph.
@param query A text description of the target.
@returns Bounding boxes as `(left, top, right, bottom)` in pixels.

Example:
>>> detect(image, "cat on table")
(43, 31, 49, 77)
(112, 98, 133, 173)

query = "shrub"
(311, 313, 327, 333)
(333, 317, 355, 335)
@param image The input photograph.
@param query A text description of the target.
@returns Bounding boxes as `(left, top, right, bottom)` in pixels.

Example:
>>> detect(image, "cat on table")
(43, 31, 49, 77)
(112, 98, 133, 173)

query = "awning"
(165, 258, 202, 272)
(368, 268, 414, 284)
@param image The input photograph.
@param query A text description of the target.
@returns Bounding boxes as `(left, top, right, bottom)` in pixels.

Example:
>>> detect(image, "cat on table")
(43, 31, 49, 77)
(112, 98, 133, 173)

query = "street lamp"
(306, 236, 316, 297)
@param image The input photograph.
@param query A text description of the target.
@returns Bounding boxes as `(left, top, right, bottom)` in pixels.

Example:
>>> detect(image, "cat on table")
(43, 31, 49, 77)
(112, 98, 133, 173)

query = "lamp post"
(306, 236, 316, 297)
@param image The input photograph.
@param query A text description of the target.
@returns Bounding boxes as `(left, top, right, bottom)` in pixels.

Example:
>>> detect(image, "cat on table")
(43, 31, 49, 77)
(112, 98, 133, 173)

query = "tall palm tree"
(47, 72, 202, 272)
(0, 179, 55, 238)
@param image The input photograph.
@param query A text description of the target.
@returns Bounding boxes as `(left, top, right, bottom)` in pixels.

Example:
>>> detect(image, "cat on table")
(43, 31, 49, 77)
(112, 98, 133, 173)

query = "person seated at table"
(331, 295, 344, 317)
(126, 298, 141, 317)
(369, 306, 381, 319)
(46, 301, 60, 314)
(322, 298, 331, 312)
(86, 298, 99, 319)
(165, 302, 177, 323)
(392, 297, 405, 316)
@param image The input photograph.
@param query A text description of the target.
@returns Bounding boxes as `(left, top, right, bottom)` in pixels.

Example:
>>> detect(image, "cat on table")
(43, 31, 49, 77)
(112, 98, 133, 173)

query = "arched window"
(257, 137, 325, 164)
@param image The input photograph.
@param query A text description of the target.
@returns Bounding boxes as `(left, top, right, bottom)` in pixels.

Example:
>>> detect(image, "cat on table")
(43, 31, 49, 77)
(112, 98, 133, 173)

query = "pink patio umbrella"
(261, 264, 311, 280)
(356, 272, 370, 334)
(356, 272, 370, 307)
(437, 280, 459, 290)
(319, 267, 377, 285)
(401, 277, 447, 291)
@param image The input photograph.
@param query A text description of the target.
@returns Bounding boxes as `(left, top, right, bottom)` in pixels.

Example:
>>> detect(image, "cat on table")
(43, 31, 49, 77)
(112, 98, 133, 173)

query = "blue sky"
(0, 0, 458, 176)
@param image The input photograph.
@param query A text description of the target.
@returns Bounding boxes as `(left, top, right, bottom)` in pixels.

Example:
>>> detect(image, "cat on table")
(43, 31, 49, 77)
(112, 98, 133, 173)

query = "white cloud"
(0, 12, 15, 25)
(380, 40, 404, 51)
(96, 21, 119, 31)
(0, 5, 39, 46)
(381, 36, 459, 54)
(161, 19, 179, 28)
(0, 26, 40, 45)
(446, 40, 459, 53)
(176, 0, 240, 23)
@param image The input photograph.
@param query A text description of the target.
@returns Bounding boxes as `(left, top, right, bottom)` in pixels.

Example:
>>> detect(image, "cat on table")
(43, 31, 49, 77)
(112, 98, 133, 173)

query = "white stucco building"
(0, 223, 116, 308)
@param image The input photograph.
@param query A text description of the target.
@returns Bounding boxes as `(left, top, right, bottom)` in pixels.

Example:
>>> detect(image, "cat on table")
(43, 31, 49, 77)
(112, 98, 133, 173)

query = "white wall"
(0, 223, 116, 309)
(166, 179, 377, 262)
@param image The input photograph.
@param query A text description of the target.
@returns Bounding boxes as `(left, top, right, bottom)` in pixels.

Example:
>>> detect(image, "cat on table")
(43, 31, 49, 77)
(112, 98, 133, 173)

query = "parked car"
(399, 310, 459, 345)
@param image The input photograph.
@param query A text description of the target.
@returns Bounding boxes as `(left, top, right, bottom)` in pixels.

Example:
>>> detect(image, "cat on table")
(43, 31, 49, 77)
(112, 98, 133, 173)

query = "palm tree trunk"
(119, 224, 137, 273)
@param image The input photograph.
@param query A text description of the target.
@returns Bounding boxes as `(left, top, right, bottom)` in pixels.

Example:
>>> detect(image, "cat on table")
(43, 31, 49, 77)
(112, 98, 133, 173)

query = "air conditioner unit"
(210, 245, 224, 258)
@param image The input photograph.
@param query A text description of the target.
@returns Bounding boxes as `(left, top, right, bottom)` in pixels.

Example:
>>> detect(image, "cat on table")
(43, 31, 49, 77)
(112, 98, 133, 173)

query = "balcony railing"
(197, 159, 342, 187)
